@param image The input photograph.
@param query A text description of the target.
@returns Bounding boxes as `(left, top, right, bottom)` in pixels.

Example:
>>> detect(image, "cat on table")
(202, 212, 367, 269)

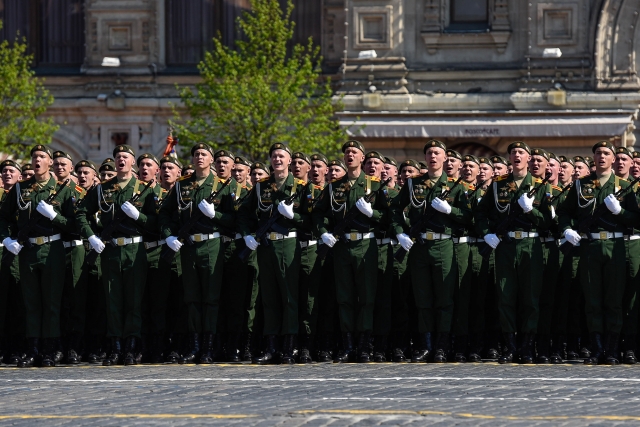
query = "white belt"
(111, 236, 143, 246)
(624, 234, 640, 241)
(344, 232, 375, 241)
(144, 239, 166, 249)
(300, 240, 317, 248)
(29, 234, 61, 245)
(189, 232, 220, 243)
(63, 239, 83, 248)
(590, 232, 623, 240)
(507, 231, 539, 239)
(377, 238, 397, 245)
(420, 232, 451, 241)
(266, 231, 297, 241)
(540, 237, 555, 243)
(453, 236, 477, 244)
(221, 233, 242, 243)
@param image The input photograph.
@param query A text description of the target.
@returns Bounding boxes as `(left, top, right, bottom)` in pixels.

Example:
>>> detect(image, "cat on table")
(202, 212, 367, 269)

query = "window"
(165, 0, 220, 68)
(449, 0, 489, 32)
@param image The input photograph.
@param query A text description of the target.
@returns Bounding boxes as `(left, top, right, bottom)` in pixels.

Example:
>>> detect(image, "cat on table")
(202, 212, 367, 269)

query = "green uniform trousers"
(257, 238, 300, 335)
(537, 241, 563, 335)
(579, 238, 626, 334)
(390, 243, 411, 337)
(218, 238, 250, 336)
(373, 242, 394, 336)
(452, 242, 471, 337)
(468, 243, 493, 335)
(245, 250, 259, 334)
(622, 239, 640, 336)
(408, 239, 456, 334)
(101, 242, 147, 338)
(144, 245, 182, 334)
(298, 242, 322, 336)
(333, 238, 377, 333)
(494, 238, 543, 334)
(20, 240, 66, 338)
(180, 238, 224, 334)
(63, 244, 88, 335)
(85, 255, 106, 337)
(553, 248, 584, 336)
(317, 251, 339, 334)
(0, 248, 24, 339)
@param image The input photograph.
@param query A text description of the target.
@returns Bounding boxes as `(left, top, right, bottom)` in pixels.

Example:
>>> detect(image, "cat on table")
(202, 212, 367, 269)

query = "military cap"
(573, 156, 589, 167)
(53, 151, 73, 162)
(633, 151, 640, 159)
(234, 156, 252, 167)
(71, 170, 78, 178)
(462, 154, 480, 165)
(310, 153, 329, 165)
(384, 156, 398, 167)
(75, 159, 97, 173)
(99, 160, 116, 172)
(399, 159, 420, 171)
(269, 143, 292, 156)
(251, 161, 270, 175)
(132, 164, 139, 174)
(491, 155, 508, 166)
(214, 149, 235, 160)
(479, 156, 494, 167)
(531, 148, 550, 161)
(137, 153, 159, 167)
(584, 155, 595, 166)
(419, 161, 429, 170)
(342, 140, 365, 154)
(329, 159, 347, 171)
(592, 140, 616, 154)
(160, 155, 183, 169)
(113, 144, 135, 158)
(181, 163, 195, 175)
(21, 163, 33, 172)
(292, 151, 311, 165)
(446, 149, 463, 160)
(507, 141, 531, 154)
(365, 151, 384, 162)
(102, 157, 114, 165)
(423, 139, 447, 153)
(0, 159, 21, 173)
(548, 152, 560, 163)
(30, 144, 53, 158)
(558, 155, 575, 167)
(615, 146, 632, 159)
(191, 142, 214, 157)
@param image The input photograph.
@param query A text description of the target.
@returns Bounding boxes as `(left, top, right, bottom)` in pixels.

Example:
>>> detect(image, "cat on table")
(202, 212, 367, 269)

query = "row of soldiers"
(0, 138, 638, 367)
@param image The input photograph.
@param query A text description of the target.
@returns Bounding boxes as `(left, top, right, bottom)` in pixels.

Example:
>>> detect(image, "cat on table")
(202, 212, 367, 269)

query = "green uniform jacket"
(63, 182, 87, 242)
(143, 185, 168, 243)
(300, 183, 325, 241)
(76, 177, 157, 239)
(475, 172, 552, 237)
(0, 176, 76, 241)
(390, 173, 472, 236)
(557, 172, 639, 234)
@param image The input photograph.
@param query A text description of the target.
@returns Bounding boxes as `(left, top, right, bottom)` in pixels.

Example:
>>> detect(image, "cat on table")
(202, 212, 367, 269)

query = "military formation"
(0, 138, 639, 367)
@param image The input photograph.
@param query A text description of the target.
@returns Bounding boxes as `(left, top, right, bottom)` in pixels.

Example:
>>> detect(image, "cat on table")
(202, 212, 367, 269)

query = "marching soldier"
(77, 145, 158, 366)
(445, 149, 462, 179)
(0, 145, 76, 368)
(491, 156, 509, 177)
(632, 152, 640, 179)
(99, 159, 117, 182)
(558, 155, 574, 188)
(382, 157, 398, 188)
(21, 163, 35, 181)
(250, 162, 270, 186)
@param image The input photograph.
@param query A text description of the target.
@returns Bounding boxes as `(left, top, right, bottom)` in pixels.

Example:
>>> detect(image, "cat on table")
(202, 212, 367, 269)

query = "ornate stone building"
(1, 0, 639, 161)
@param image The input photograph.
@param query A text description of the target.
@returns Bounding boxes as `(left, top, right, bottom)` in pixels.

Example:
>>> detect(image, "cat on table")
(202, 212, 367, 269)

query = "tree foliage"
(172, 0, 344, 162)
(0, 23, 58, 157)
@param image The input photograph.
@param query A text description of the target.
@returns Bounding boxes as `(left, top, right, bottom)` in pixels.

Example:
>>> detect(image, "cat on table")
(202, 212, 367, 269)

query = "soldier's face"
(161, 162, 181, 186)
(559, 162, 574, 184)
(547, 159, 560, 182)
(23, 170, 35, 180)
(53, 158, 72, 180)
(509, 148, 530, 171)
(192, 149, 213, 171)
(401, 166, 418, 181)
(425, 147, 446, 172)
(614, 154, 632, 177)
(115, 152, 134, 174)
(138, 158, 159, 183)
(2, 166, 20, 187)
(344, 148, 364, 169)
(444, 157, 462, 177)
(364, 157, 384, 178)
(461, 161, 479, 182)
(250, 169, 269, 185)
(594, 148, 614, 171)
(232, 164, 250, 184)
(101, 170, 117, 181)
(478, 163, 493, 182)
(291, 158, 310, 180)
(31, 152, 53, 176)
(215, 156, 234, 179)
(76, 166, 96, 189)
(328, 165, 346, 181)
(382, 164, 397, 181)
(270, 150, 291, 173)
(529, 155, 548, 178)
(632, 158, 640, 179)
(573, 163, 589, 180)
(493, 164, 508, 176)
(310, 160, 328, 185)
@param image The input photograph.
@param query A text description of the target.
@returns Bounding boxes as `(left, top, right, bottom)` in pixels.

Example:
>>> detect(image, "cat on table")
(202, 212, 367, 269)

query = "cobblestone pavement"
(1, 361, 640, 426)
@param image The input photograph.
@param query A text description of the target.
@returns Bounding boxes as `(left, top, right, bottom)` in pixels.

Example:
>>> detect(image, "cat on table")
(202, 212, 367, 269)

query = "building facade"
(2, 0, 639, 162)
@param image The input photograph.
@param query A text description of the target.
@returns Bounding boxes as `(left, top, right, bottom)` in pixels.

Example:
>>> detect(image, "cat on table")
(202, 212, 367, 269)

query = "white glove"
(355, 197, 373, 218)
(244, 235, 258, 251)
(36, 200, 57, 221)
(321, 232, 337, 248)
(604, 194, 622, 215)
(431, 198, 452, 215)
(198, 200, 216, 219)
(518, 194, 534, 213)
(121, 201, 140, 221)
(277, 201, 294, 219)
(396, 233, 413, 251)
(166, 236, 182, 252)
(484, 233, 500, 249)
(550, 205, 556, 220)
(563, 229, 581, 246)
(88, 235, 105, 254)
(2, 237, 22, 255)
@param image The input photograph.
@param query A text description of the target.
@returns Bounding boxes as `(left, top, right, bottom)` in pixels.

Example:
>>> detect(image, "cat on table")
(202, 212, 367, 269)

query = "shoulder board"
(552, 185, 562, 192)
(75, 185, 86, 195)
(257, 177, 270, 183)
(495, 174, 509, 182)
(177, 174, 192, 182)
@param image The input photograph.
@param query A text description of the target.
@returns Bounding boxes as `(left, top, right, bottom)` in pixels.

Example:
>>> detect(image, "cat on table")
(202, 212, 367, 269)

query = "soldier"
(391, 140, 472, 363)
(99, 159, 117, 182)
(312, 141, 390, 363)
(0, 160, 25, 366)
(238, 143, 311, 365)
(491, 156, 509, 176)
(615, 147, 633, 180)
(573, 156, 591, 180)
(382, 157, 398, 188)
(398, 160, 420, 188)
(21, 163, 35, 181)
(631, 151, 640, 179)
(475, 141, 552, 364)
(558, 156, 575, 188)
(558, 141, 640, 365)
(0, 145, 76, 367)
(77, 145, 158, 366)
(233, 156, 252, 189)
(182, 164, 195, 177)
(419, 161, 428, 176)
(445, 149, 463, 179)
(250, 162, 270, 186)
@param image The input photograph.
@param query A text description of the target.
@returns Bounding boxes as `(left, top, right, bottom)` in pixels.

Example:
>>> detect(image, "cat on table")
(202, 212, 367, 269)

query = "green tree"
(0, 22, 58, 157)
(172, 0, 344, 162)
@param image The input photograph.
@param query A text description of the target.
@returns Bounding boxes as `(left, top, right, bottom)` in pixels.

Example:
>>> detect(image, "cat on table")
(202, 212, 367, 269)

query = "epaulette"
(257, 177, 269, 183)
(494, 174, 509, 182)
(552, 185, 562, 192)
(75, 184, 86, 196)
(177, 174, 192, 182)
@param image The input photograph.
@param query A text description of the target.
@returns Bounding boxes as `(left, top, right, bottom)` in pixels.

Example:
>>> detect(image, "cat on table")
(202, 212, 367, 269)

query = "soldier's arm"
(390, 184, 411, 236)
(76, 186, 99, 238)
(237, 187, 258, 237)
(617, 185, 640, 226)
(288, 183, 311, 228)
(158, 187, 179, 239)
(213, 188, 237, 229)
(54, 188, 77, 233)
(312, 185, 331, 236)
(448, 186, 472, 225)
(137, 189, 158, 232)
(529, 186, 552, 230)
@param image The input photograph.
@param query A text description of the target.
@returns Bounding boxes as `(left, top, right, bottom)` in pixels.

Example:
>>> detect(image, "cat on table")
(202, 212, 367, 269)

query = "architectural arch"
(50, 127, 86, 162)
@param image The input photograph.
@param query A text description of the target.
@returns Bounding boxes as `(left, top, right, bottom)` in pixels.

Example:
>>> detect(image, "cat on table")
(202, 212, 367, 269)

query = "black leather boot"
(604, 333, 620, 365)
(165, 334, 180, 364)
(468, 335, 483, 363)
(498, 333, 516, 364)
(549, 335, 565, 364)
(622, 335, 637, 364)
(87, 335, 105, 364)
(253, 335, 278, 365)
(103, 337, 122, 366)
(536, 334, 551, 364)
(391, 333, 407, 363)
(357, 332, 372, 363)
(454, 335, 467, 363)
(148, 333, 163, 364)
(40, 338, 55, 367)
(566, 334, 580, 360)
(519, 333, 535, 364)
(5, 336, 24, 365)
(65, 334, 81, 365)
(179, 333, 200, 364)
(584, 333, 603, 365)
(199, 333, 215, 364)
(411, 333, 432, 363)
(224, 334, 241, 363)
(373, 335, 387, 362)
(433, 332, 450, 363)
(316, 334, 334, 363)
(281, 334, 295, 364)
(298, 334, 313, 364)
(579, 334, 591, 359)
(123, 337, 137, 366)
(241, 333, 252, 362)
(18, 338, 39, 368)
(485, 331, 501, 359)
(333, 332, 354, 363)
